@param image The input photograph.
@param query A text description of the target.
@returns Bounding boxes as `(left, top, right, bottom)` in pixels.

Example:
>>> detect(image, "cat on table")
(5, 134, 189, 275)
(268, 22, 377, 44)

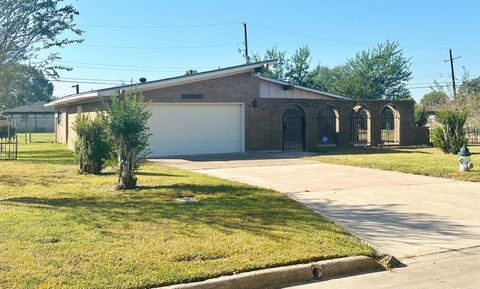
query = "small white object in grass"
(177, 197, 198, 203)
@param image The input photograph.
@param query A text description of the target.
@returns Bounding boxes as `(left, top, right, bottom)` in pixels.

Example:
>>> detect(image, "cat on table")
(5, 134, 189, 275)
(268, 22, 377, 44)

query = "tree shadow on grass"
(17, 149, 76, 165)
(1, 183, 345, 241)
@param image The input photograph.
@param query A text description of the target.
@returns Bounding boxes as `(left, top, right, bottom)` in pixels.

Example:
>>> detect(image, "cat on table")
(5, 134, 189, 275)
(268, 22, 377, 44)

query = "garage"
(147, 103, 245, 157)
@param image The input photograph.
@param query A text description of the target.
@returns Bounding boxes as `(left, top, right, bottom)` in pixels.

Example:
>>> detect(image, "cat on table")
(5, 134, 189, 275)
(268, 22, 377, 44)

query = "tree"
(285, 45, 311, 85)
(252, 46, 288, 80)
(0, 63, 53, 110)
(343, 40, 412, 99)
(103, 91, 151, 190)
(414, 105, 428, 127)
(420, 90, 449, 106)
(0, 0, 83, 76)
(305, 65, 347, 93)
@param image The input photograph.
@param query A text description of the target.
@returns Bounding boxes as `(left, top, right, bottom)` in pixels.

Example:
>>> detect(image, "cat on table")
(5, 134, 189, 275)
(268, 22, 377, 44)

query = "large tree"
(252, 45, 312, 85)
(420, 90, 449, 106)
(341, 40, 412, 99)
(256, 41, 412, 99)
(0, 0, 83, 76)
(0, 63, 53, 110)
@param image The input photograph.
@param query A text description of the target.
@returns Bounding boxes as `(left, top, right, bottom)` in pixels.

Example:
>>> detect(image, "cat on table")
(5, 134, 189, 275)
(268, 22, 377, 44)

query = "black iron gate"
(381, 107, 395, 143)
(0, 136, 18, 160)
(318, 107, 337, 145)
(283, 107, 305, 151)
(350, 109, 369, 145)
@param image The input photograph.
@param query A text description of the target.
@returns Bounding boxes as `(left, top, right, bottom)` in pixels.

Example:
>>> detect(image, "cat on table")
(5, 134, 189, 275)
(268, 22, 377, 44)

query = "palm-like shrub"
(103, 91, 151, 190)
(431, 110, 468, 154)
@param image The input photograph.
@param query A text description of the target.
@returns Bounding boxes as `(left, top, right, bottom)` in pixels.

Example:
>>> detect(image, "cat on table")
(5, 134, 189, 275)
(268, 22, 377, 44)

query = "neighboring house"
(2, 101, 54, 133)
(45, 60, 429, 157)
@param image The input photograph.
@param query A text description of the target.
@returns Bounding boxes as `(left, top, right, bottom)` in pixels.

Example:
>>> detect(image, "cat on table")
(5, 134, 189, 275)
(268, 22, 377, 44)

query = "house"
(2, 101, 55, 133)
(45, 60, 429, 157)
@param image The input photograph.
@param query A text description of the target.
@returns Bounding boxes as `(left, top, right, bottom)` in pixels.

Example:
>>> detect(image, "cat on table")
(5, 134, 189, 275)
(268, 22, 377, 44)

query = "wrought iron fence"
(467, 130, 480, 144)
(0, 136, 18, 160)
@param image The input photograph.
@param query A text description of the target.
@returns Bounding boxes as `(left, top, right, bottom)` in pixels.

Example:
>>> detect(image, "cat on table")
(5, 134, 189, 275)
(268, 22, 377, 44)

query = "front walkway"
(152, 153, 480, 258)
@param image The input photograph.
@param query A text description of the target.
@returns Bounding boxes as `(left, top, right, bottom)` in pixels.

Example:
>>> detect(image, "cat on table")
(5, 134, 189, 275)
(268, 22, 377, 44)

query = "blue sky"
(52, 0, 480, 101)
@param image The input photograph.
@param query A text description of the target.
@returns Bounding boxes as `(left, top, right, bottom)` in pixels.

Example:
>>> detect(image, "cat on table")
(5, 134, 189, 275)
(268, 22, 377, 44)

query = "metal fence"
(0, 136, 18, 160)
(467, 130, 480, 144)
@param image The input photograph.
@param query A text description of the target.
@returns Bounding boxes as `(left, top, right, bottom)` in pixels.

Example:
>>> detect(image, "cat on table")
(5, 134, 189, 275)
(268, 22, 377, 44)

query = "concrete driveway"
(152, 153, 480, 259)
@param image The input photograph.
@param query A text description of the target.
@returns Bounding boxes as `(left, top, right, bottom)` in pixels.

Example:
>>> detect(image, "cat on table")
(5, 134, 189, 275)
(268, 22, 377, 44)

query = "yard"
(309, 146, 480, 182)
(0, 141, 373, 289)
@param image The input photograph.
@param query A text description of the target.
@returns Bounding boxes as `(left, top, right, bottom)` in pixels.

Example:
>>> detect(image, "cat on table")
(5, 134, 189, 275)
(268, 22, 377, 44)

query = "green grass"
(16, 132, 54, 143)
(0, 141, 374, 289)
(309, 146, 480, 182)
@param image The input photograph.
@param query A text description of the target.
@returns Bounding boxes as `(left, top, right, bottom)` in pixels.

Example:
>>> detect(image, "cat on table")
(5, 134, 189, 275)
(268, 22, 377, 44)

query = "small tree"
(103, 91, 151, 190)
(431, 110, 468, 154)
(414, 105, 428, 127)
(73, 115, 111, 174)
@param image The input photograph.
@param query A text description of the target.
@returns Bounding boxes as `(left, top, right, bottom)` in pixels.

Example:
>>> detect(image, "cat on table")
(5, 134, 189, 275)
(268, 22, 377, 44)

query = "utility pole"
(243, 22, 250, 64)
(446, 49, 461, 98)
(72, 84, 79, 94)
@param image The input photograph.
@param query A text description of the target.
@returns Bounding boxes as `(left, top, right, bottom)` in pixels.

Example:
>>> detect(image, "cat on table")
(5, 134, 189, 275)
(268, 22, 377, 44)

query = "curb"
(156, 256, 385, 289)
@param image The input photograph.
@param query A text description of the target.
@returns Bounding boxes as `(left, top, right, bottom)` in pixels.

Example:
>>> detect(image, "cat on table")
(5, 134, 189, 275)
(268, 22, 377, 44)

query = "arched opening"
(283, 106, 305, 151)
(317, 106, 339, 146)
(381, 106, 400, 144)
(350, 106, 371, 146)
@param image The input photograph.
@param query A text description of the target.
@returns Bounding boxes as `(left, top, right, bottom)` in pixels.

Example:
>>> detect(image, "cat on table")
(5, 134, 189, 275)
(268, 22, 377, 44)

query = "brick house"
(45, 60, 429, 157)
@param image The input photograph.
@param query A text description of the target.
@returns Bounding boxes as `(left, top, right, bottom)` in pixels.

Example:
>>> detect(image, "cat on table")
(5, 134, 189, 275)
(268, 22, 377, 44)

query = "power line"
(77, 21, 241, 29)
(55, 60, 217, 70)
(80, 42, 238, 50)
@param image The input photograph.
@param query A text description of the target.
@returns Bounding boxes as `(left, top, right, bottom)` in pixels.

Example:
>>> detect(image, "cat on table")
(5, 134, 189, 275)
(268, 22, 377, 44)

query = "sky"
(51, 0, 480, 101)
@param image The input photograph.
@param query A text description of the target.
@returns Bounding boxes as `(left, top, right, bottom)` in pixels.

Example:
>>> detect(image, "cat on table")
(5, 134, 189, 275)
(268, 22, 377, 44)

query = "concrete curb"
(156, 256, 385, 289)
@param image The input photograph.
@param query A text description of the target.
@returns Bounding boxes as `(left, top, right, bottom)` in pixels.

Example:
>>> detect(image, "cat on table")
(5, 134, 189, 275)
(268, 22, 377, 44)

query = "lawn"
(309, 146, 480, 182)
(0, 141, 373, 289)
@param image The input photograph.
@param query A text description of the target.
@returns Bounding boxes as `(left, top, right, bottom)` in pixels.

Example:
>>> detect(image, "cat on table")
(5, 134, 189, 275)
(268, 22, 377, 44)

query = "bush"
(431, 109, 467, 154)
(102, 91, 151, 190)
(414, 105, 428, 127)
(0, 124, 15, 138)
(73, 115, 112, 174)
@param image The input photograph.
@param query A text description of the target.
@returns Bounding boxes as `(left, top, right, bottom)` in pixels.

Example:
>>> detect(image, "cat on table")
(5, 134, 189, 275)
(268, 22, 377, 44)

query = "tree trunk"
(115, 139, 137, 190)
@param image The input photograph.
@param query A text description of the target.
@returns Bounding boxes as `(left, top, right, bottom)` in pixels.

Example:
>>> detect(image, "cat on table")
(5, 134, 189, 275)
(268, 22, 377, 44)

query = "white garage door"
(148, 103, 244, 157)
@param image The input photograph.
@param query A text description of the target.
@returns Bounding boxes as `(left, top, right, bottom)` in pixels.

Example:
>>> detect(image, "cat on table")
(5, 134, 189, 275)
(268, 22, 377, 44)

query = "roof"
(2, 101, 54, 114)
(258, 76, 350, 100)
(45, 60, 278, 107)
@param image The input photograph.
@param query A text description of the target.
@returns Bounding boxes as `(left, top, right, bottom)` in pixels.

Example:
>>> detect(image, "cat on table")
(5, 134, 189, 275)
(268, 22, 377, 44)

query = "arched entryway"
(317, 106, 339, 146)
(350, 106, 371, 146)
(381, 105, 400, 144)
(283, 106, 305, 151)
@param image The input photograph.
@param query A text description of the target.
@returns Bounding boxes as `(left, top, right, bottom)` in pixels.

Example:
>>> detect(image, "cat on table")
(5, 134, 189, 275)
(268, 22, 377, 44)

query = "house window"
(57, 111, 63, 125)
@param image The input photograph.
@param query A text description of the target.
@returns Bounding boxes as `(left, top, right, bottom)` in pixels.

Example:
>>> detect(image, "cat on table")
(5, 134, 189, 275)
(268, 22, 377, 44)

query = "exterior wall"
(55, 72, 428, 153)
(7, 113, 54, 133)
(247, 98, 424, 151)
(54, 108, 67, 143)
(259, 80, 337, 100)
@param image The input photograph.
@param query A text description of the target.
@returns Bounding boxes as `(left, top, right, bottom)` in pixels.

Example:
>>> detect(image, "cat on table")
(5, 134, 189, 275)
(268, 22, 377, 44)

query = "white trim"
(45, 61, 277, 107)
(258, 76, 350, 100)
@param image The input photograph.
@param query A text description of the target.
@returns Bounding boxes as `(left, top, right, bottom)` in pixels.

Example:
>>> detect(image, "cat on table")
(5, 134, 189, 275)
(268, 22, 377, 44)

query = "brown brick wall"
(58, 72, 428, 152)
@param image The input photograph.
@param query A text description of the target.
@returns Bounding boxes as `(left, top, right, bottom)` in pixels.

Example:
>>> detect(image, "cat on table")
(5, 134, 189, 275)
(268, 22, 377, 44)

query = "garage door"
(148, 103, 244, 157)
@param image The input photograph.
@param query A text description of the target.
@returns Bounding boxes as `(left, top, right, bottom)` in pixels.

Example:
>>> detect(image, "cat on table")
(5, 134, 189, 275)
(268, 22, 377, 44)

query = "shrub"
(0, 124, 15, 138)
(414, 105, 428, 127)
(73, 115, 112, 174)
(102, 91, 151, 190)
(431, 109, 468, 154)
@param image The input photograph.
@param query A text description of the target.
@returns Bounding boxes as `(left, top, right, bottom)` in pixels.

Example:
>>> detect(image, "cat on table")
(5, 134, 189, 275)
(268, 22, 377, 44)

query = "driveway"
(152, 153, 480, 258)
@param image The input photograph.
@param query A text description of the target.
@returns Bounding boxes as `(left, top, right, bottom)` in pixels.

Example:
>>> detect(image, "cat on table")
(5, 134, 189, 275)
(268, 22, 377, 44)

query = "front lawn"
(0, 142, 373, 289)
(309, 146, 480, 182)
